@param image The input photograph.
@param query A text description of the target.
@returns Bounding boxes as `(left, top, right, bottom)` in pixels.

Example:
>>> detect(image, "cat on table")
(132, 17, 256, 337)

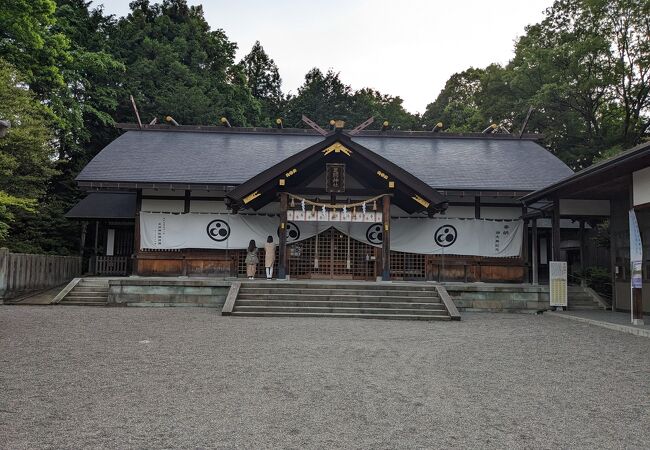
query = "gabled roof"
(522, 140, 650, 202)
(226, 131, 447, 214)
(75, 125, 573, 191)
(65, 192, 136, 219)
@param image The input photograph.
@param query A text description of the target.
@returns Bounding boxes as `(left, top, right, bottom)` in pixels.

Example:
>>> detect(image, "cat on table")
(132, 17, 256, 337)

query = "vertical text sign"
(549, 261, 567, 307)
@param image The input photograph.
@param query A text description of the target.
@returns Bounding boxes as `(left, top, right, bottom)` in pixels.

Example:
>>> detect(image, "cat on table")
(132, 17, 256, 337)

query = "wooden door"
(287, 227, 376, 280)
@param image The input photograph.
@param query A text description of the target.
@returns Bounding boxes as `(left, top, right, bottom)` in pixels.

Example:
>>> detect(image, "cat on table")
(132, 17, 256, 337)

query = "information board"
(549, 261, 568, 307)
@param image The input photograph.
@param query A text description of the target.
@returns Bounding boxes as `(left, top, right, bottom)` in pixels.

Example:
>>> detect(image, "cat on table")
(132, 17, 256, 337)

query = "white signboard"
(139, 212, 523, 257)
(549, 261, 568, 307)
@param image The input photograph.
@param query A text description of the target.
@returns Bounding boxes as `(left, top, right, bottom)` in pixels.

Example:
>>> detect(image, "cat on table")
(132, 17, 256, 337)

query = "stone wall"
(108, 278, 232, 307)
(444, 284, 550, 312)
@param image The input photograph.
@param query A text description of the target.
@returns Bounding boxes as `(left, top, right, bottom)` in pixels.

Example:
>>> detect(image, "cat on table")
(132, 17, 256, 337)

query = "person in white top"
(264, 235, 276, 280)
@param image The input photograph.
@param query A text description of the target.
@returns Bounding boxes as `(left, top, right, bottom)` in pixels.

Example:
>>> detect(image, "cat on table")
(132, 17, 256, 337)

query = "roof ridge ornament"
(349, 116, 374, 135)
(322, 142, 352, 156)
(301, 115, 328, 136)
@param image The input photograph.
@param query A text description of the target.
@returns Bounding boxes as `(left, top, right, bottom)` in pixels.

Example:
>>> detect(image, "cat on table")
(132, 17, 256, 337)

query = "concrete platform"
(547, 310, 650, 338)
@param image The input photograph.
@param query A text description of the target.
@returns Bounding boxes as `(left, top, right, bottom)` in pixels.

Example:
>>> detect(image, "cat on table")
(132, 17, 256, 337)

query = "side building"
(523, 141, 650, 316)
(67, 122, 575, 282)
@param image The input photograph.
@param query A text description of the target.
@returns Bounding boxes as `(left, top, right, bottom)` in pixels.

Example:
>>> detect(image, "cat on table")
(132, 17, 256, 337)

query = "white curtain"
(140, 212, 522, 257)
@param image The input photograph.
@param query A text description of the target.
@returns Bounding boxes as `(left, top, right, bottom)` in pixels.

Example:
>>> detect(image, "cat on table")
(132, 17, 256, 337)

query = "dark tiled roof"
(353, 136, 573, 190)
(77, 131, 323, 185)
(65, 192, 136, 219)
(76, 130, 573, 191)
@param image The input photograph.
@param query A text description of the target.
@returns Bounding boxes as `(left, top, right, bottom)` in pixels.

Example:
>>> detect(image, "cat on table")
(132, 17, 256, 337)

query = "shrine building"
(67, 119, 576, 282)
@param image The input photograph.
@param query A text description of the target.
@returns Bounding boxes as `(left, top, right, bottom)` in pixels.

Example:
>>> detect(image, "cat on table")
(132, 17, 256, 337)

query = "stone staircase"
(568, 285, 609, 310)
(222, 281, 460, 321)
(56, 278, 109, 306)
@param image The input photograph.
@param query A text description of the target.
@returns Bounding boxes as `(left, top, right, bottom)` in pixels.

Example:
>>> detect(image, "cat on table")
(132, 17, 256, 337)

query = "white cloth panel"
(139, 212, 522, 257)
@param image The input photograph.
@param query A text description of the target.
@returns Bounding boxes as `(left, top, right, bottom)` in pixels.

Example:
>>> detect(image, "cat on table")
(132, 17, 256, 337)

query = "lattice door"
(287, 227, 376, 280)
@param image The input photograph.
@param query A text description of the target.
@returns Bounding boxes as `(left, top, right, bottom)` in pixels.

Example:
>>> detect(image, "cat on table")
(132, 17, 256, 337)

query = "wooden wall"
(135, 248, 525, 282)
(136, 250, 235, 277)
(0, 248, 82, 300)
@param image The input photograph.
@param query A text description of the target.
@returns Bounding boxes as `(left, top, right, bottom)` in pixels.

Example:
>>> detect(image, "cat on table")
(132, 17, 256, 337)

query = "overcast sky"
(98, 0, 553, 113)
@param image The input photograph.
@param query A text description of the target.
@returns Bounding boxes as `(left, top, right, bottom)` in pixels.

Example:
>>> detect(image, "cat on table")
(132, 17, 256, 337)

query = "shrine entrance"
(287, 227, 378, 280)
(226, 124, 448, 281)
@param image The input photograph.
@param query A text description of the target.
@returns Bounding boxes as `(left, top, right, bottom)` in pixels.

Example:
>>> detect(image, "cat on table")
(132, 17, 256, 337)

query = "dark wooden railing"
(95, 256, 130, 276)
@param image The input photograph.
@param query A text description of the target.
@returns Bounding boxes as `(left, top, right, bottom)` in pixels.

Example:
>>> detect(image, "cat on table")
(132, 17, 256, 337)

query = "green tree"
(111, 0, 261, 126)
(0, 0, 70, 96)
(240, 41, 284, 124)
(350, 88, 418, 130)
(423, 0, 650, 169)
(0, 60, 56, 243)
(422, 67, 488, 132)
(285, 68, 354, 127)
(52, 0, 125, 168)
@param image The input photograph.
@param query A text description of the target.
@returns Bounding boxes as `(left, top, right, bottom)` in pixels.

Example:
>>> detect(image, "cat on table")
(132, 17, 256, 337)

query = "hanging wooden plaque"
(326, 163, 346, 193)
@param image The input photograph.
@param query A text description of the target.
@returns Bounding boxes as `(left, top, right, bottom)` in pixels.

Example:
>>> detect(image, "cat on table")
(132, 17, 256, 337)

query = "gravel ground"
(1, 307, 649, 449)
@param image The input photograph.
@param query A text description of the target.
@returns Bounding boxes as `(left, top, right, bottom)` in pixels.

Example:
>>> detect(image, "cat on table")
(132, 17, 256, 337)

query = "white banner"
(140, 213, 523, 257)
(629, 209, 643, 289)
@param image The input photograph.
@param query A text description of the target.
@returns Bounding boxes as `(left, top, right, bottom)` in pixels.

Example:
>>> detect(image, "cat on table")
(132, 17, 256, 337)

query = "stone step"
(237, 293, 440, 302)
(69, 290, 108, 296)
(233, 305, 448, 315)
(569, 305, 604, 310)
(230, 311, 451, 321)
(59, 301, 107, 306)
(236, 299, 447, 309)
(240, 283, 437, 292)
(61, 295, 107, 301)
(238, 287, 439, 297)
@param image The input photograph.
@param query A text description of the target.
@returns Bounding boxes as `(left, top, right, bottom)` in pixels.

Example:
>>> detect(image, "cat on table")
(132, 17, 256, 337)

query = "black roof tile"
(76, 130, 573, 191)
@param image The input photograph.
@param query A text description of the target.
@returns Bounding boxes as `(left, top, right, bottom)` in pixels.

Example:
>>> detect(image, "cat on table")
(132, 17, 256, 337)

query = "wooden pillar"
(522, 207, 529, 282)
(184, 189, 191, 213)
(382, 195, 391, 281)
(278, 192, 288, 280)
(92, 220, 99, 274)
(133, 189, 142, 275)
(532, 218, 539, 285)
(609, 200, 616, 311)
(552, 198, 561, 261)
(523, 218, 529, 281)
(80, 221, 88, 258)
(578, 219, 586, 280)
(474, 196, 481, 219)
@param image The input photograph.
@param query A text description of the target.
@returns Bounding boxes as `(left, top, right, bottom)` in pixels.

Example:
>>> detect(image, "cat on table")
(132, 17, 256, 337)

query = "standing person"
(245, 239, 259, 280)
(264, 235, 276, 280)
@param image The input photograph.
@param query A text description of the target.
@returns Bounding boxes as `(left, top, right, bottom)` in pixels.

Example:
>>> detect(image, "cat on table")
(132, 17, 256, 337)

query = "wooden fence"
(0, 248, 82, 300)
(95, 256, 130, 276)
